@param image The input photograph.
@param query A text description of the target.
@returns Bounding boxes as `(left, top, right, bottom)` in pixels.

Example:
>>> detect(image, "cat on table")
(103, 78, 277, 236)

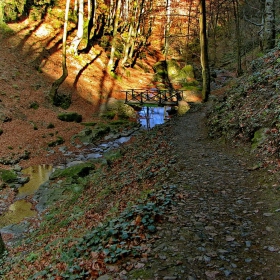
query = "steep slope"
(207, 45, 280, 172)
(0, 16, 160, 169)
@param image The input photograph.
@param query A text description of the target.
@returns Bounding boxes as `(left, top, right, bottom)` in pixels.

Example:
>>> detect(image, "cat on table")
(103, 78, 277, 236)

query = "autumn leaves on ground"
(1, 4, 280, 280)
(0, 15, 183, 170)
(0, 12, 202, 279)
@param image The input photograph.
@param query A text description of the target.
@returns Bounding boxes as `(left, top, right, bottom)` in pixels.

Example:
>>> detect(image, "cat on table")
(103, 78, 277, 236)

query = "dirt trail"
(122, 102, 280, 279)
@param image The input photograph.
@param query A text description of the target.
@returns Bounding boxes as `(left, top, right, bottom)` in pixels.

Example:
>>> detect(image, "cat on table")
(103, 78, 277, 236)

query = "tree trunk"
(199, 0, 210, 102)
(70, 0, 84, 54)
(232, 0, 243, 76)
(0, 233, 5, 256)
(263, 0, 275, 50)
(121, 0, 140, 67)
(49, 0, 70, 102)
(121, 23, 134, 67)
(164, 0, 171, 60)
(107, 0, 121, 73)
(82, 0, 96, 52)
(0, 0, 4, 24)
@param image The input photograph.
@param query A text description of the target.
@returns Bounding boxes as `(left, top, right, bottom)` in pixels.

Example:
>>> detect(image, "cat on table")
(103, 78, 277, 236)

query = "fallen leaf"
(226, 236, 235, 242)
(205, 270, 220, 279)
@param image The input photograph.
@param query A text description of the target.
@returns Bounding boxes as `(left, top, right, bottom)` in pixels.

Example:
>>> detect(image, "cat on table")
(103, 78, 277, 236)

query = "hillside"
(208, 44, 280, 173)
(0, 16, 163, 169)
(1, 10, 280, 280)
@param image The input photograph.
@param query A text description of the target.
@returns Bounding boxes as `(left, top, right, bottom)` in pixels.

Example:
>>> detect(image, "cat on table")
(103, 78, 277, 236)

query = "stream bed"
(0, 165, 54, 229)
(0, 105, 173, 233)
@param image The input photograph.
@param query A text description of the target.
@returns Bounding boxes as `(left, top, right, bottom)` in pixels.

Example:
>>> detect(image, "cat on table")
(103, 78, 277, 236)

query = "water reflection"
(138, 106, 171, 129)
(18, 164, 54, 197)
(0, 165, 54, 228)
(0, 200, 36, 228)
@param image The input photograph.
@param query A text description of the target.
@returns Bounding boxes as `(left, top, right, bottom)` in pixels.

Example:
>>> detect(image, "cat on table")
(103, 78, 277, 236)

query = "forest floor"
(111, 103, 280, 280)
(1, 18, 280, 280)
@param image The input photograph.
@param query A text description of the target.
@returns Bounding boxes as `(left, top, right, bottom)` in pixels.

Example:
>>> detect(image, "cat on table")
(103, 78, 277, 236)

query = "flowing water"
(0, 111, 171, 229)
(138, 106, 171, 129)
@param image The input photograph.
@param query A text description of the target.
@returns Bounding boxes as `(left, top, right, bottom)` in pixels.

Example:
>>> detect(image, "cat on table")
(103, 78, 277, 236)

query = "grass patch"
(0, 169, 17, 183)
(0, 23, 14, 37)
(57, 112, 82, 123)
(48, 136, 64, 147)
(49, 162, 95, 180)
(29, 101, 39, 109)
(47, 123, 55, 129)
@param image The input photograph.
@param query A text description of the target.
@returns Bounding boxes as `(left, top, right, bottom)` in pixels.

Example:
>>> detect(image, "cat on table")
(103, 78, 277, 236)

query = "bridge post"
(131, 89, 134, 102)
(125, 90, 128, 103)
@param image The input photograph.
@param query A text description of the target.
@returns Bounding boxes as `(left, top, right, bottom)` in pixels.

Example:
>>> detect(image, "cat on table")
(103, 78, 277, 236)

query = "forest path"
(122, 102, 280, 279)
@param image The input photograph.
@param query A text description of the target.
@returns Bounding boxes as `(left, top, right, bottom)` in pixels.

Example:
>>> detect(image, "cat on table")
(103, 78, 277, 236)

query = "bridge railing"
(124, 89, 183, 106)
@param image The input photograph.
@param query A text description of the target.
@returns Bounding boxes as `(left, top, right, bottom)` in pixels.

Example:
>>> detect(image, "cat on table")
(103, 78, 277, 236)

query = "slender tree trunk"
(74, 0, 78, 13)
(121, 23, 134, 66)
(232, 0, 243, 76)
(85, 0, 95, 51)
(129, 0, 146, 60)
(121, 0, 139, 67)
(49, 0, 70, 102)
(186, 0, 194, 47)
(263, 0, 275, 50)
(199, 0, 210, 102)
(70, 0, 84, 54)
(0, 0, 4, 24)
(164, 0, 171, 60)
(0, 233, 5, 256)
(107, 0, 121, 73)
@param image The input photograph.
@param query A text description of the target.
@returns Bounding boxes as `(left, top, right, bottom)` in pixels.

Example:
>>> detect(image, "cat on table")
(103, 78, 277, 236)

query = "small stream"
(18, 165, 54, 198)
(0, 165, 54, 229)
(138, 106, 171, 129)
(0, 106, 173, 230)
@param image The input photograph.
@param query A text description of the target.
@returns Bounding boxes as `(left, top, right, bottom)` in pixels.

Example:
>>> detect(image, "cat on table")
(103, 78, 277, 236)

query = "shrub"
(57, 112, 82, 123)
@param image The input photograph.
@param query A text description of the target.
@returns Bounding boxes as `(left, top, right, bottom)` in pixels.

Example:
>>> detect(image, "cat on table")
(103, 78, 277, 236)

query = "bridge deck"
(124, 89, 182, 106)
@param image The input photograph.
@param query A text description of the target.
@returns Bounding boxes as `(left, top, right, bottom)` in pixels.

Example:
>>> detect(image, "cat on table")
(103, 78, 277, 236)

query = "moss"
(53, 94, 72, 109)
(251, 128, 269, 150)
(48, 136, 64, 147)
(49, 162, 95, 180)
(0, 23, 14, 37)
(29, 101, 39, 109)
(72, 124, 111, 144)
(58, 112, 82, 123)
(0, 169, 17, 183)
(47, 123, 55, 129)
(101, 111, 116, 120)
(104, 149, 122, 162)
(81, 122, 97, 127)
(130, 269, 153, 278)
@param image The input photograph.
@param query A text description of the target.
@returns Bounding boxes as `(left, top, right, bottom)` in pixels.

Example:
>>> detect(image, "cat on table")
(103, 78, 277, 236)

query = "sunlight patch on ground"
(183, 90, 202, 102)
(34, 23, 54, 38)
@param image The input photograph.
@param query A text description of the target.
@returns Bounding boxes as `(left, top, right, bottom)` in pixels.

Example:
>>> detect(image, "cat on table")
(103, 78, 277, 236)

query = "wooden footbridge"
(124, 89, 183, 106)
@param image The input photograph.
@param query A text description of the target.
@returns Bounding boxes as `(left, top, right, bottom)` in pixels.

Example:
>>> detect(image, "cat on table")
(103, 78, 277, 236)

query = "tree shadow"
(31, 26, 77, 69)
(94, 67, 115, 112)
(73, 51, 102, 89)
(14, 5, 49, 52)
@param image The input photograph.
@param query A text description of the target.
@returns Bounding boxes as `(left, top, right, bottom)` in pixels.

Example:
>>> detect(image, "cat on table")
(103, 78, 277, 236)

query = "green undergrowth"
(49, 162, 95, 180)
(2, 124, 176, 278)
(2, 183, 177, 279)
(207, 45, 280, 169)
(0, 169, 17, 183)
(31, 185, 177, 279)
